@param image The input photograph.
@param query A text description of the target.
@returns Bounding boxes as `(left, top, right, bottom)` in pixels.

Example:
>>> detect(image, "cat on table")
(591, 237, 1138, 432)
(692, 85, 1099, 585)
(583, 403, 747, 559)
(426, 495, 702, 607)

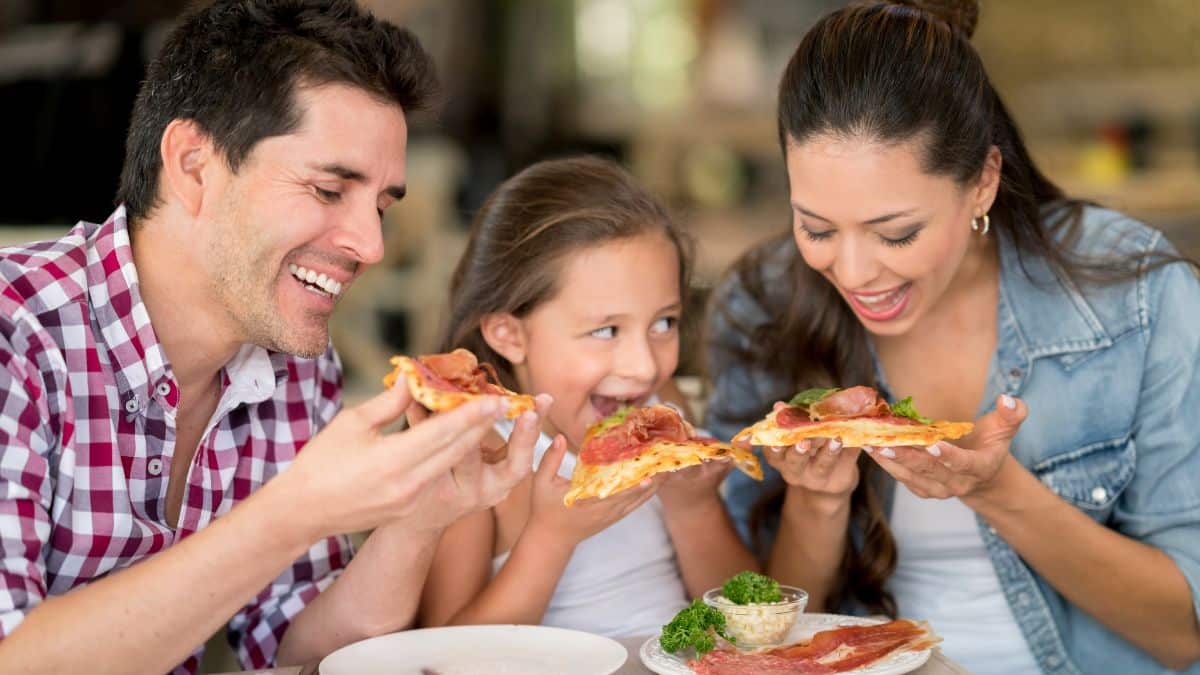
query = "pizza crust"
(383, 356, 535, 420)
(733, 408, 973, 448)
(564, 439, 763, 506)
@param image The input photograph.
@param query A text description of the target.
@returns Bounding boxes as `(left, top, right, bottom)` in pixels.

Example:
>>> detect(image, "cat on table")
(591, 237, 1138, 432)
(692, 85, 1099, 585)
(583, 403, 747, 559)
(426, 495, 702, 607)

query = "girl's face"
(785, 134, 1000, 337)
(511, 233, 682, 448)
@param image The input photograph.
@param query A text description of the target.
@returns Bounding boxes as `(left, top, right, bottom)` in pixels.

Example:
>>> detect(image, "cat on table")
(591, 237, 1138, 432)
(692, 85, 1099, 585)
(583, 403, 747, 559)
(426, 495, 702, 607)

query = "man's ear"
(480, 313, 526, 365)
(159, 119, 216, 217)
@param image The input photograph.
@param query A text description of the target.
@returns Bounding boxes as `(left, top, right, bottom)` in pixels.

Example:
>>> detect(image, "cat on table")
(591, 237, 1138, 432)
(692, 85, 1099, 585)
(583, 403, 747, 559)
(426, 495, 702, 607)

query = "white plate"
(320, 624, 628, 675)
(640, 613, 933, 675)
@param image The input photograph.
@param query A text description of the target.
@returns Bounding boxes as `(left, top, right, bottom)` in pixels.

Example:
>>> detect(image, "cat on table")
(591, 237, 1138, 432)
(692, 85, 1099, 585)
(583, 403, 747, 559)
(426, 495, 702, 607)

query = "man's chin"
(263, 328, 330, 359)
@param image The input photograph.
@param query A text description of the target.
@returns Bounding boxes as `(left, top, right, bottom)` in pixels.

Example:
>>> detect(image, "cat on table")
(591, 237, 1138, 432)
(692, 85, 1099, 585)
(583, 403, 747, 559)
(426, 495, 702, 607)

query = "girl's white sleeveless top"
(492, 410, 689, 637)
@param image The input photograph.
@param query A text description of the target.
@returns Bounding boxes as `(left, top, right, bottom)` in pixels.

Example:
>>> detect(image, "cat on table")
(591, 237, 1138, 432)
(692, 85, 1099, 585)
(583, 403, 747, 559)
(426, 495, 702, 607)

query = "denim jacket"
(704, 206, 1200, 674)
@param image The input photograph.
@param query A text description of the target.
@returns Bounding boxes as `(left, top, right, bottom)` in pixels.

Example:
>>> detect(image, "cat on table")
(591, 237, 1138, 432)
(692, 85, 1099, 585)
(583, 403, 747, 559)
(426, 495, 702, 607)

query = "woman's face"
(785, 134, 1000, 337)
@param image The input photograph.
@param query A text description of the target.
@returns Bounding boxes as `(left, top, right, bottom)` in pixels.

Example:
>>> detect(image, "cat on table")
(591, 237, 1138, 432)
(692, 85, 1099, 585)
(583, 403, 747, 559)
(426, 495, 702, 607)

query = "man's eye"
(590, 326, 616, 339)
(315, 187, 342, 202)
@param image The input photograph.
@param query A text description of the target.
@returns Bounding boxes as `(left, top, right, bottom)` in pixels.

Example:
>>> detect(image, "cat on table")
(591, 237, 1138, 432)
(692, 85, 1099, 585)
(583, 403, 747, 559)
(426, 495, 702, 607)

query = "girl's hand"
(760, 402, 861, 502)
(526, 435, 660, 546)
(866, 394, 1027, 501)
(657, 458, 733, 511)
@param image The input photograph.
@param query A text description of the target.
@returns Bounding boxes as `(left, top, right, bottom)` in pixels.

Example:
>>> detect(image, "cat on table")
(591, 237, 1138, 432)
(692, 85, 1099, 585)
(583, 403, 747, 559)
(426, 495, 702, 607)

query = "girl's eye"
(589, 326, 617, 339)
(798, 224, 834, 242)
(881, 229, 921, 248)
(651, 316, 678, 335)
(315, 187, 342, 202)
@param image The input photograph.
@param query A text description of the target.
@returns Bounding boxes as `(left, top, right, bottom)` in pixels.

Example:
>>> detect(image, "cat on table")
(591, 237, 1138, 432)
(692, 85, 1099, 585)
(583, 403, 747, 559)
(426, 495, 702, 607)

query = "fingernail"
(828, 443, 841, 455)
(829, 439, 842, 451)
(770, 446, 782, 454)
(862, 446, 874, 454)
(880, 447, 896, 459)
(1001, 394, 1017, 410)
(793, 443, 807, 454)
(519, 411, 537, 425)
(926, 443, 942, 457)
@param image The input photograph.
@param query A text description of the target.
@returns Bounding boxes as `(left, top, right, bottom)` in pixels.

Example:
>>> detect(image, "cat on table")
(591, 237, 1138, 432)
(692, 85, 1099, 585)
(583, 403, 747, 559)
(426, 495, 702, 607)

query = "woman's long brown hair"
(719, 0, 1199, 618)
(439, 155, 694, 387)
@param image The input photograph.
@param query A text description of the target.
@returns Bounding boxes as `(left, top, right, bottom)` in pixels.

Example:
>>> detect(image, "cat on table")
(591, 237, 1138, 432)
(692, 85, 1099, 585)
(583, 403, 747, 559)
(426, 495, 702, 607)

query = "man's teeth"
(288, 263, 343, 296)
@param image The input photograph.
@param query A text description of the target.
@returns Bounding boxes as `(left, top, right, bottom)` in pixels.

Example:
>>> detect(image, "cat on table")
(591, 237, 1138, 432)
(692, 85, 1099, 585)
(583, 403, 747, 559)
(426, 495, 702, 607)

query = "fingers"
(450, 442, 483, 491)
(967, 395, 1027, 449)
(533, 393, 554, 417)
(384, 397, 505, 479)
(502, 409, 541, 471)
(353, 377, 414, 429)
(870, 449, 953, 499)
(535, 434, 569, 484)
(404, 400, 430, 427)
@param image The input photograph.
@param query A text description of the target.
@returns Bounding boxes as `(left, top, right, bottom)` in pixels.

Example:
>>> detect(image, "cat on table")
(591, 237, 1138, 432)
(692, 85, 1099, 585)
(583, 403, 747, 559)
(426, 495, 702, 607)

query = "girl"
(418, 156, 757, 637)
(705, 1, 1200, 674)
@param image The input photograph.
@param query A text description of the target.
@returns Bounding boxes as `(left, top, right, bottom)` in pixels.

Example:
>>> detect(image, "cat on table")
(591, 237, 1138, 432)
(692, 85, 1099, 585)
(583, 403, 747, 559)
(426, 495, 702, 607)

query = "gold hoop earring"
(971, 213, 990, 236)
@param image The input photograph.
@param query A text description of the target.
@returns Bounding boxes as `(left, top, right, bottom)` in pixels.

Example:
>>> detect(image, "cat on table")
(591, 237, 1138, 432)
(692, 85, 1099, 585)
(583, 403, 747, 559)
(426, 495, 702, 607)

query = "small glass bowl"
(702, 585, 808, 648)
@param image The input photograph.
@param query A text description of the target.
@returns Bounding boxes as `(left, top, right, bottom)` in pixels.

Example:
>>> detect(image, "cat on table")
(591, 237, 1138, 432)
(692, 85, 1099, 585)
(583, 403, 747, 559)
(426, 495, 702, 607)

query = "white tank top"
(492, 411, 690, 637)
(888, 484, 1040, 674)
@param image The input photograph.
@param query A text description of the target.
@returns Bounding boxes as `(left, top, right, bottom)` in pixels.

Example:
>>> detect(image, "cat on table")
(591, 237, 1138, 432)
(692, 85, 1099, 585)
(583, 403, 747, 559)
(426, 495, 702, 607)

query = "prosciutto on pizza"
(564, 404, 763, 506)
(733, 386, 973, 449)
(383, 348, 535, 420)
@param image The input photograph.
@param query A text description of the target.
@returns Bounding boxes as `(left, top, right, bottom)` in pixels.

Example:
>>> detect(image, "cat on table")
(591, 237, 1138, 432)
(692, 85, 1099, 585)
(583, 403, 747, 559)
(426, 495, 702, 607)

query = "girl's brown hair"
(722, 0, 1198, 617)
(440, 155, 693, 388)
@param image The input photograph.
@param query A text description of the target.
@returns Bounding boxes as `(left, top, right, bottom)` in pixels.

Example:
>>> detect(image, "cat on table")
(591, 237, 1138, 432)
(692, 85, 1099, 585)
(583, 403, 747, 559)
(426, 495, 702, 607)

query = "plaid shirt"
(0, 207, 352, 672)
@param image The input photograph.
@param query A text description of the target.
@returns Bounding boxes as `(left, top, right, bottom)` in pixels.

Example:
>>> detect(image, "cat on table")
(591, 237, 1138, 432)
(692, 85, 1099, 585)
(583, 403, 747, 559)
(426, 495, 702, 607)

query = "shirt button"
(1017, 592, 1031, 606)
(1046, 655, 1063, 668)
(156, 382, 171, 397)
(124, 398, 140, 414)
(147, 458, 163, 476)
(1091, 486, 1108, 503)
(1008, 367, 1023, 378)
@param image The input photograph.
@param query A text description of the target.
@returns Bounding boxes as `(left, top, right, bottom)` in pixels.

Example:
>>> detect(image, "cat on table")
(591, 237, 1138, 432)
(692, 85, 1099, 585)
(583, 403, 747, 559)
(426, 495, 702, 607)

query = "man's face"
(199, 83, 408, 357)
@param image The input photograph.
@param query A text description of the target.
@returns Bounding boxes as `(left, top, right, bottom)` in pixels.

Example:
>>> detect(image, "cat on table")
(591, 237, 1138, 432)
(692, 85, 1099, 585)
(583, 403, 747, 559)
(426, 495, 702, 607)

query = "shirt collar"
(85, 206, 175, 409)
(996, 224, 1112, 365)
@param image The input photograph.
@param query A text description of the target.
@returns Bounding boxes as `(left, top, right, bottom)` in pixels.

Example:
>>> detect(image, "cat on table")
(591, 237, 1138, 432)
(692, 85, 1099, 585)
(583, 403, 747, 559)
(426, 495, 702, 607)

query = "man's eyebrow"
(311, 163, 406, 200)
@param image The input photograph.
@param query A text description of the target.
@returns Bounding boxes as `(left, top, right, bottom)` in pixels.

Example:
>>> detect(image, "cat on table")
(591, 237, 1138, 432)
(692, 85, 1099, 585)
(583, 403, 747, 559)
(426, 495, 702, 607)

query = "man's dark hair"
(117, 0, 439, 224)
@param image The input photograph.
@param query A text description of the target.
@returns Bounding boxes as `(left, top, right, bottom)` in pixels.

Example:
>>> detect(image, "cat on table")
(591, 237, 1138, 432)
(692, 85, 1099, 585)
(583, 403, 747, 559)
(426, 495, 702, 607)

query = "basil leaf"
(788, 387, 840, 407)
(892, 396, 932, 424)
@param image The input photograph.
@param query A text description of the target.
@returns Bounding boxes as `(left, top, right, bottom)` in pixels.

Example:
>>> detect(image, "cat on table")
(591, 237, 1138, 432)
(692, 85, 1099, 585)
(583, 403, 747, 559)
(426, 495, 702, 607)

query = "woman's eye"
(799, 224, 835, 242)
(315, 187, 342, 202)
(589, 326, 617, 339)
(881, 229, 921, 248)
(651, 316, 679, 334)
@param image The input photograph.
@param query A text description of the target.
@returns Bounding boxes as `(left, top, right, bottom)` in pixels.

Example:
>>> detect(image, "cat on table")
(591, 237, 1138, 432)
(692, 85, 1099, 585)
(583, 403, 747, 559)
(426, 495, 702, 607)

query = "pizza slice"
(383, 348, 535, 420)
(564, 404, 763, 506)
(733, 386, 973, 449)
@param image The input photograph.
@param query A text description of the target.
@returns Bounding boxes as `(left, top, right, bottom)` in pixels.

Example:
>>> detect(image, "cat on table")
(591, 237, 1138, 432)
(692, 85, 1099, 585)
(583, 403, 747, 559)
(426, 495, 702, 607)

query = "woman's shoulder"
(1040, 204, 1198, 338)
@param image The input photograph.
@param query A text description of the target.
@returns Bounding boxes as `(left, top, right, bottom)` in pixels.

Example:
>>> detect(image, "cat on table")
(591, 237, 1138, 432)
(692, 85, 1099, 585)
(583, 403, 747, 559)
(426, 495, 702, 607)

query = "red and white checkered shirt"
(0, 206, 352, 672)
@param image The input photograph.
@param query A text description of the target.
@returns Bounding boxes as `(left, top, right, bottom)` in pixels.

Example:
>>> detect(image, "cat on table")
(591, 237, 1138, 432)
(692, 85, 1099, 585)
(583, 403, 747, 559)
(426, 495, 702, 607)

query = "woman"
(704, 1, 1200, 673)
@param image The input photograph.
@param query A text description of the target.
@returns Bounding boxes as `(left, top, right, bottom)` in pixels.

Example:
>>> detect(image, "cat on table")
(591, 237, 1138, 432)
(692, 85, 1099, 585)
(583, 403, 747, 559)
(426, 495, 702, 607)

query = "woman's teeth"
(590, 395, 636, 417)
(289, 264, 342, 297)
(854, 284, 908, 312)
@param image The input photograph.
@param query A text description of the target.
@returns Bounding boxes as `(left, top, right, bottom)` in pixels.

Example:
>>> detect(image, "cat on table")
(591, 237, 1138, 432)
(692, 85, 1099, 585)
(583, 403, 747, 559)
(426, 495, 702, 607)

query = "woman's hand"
(758, 402, 861, 503)
(866, 394, 1027, 501)
(526, 436, 661, 546)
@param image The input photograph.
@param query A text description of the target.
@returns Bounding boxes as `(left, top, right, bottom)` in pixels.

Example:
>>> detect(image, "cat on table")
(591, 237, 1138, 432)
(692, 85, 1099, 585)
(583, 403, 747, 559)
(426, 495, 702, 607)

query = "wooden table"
(218, 634, 970, 675)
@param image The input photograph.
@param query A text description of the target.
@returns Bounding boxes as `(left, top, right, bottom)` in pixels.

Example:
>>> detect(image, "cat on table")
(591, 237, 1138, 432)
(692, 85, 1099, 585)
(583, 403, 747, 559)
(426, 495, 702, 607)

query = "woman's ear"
(973, 145, 1003, 216)
(480, 313, 526, 365)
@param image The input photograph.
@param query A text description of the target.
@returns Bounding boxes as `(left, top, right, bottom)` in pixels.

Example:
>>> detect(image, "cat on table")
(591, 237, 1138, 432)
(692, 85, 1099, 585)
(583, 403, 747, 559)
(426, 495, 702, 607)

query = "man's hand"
(396, 394, 553, 534)
(272, 379, 517, 541)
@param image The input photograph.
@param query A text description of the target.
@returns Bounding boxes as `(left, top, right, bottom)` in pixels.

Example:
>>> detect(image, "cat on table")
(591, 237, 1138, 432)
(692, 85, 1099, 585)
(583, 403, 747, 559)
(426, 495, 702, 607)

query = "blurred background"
(1, 0, 1198, 404)
(0, 0, 1196, 670)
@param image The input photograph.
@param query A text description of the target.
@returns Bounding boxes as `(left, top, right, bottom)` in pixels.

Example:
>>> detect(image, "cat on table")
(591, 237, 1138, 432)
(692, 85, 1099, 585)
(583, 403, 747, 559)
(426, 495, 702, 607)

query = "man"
(0, 1, 546, 672)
